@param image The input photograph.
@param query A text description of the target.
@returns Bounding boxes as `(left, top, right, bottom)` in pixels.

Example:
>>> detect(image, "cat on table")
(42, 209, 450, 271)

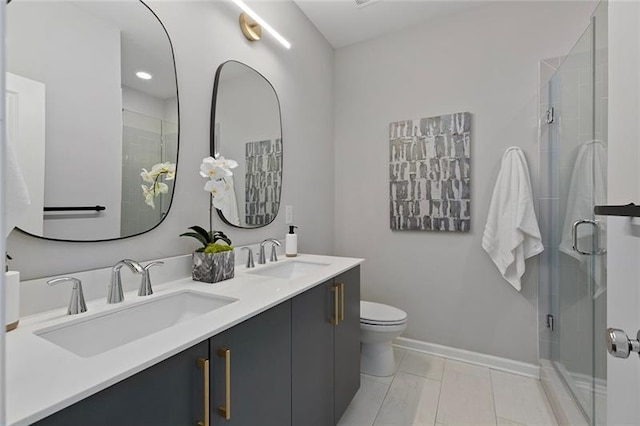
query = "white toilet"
(360, 301, 408, 377)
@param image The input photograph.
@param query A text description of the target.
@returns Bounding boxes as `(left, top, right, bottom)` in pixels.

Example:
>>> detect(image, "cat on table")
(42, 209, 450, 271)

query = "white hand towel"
(482, 147, 543, 291)
(558, 140, 607, 299)
(4, 139, 31, 237)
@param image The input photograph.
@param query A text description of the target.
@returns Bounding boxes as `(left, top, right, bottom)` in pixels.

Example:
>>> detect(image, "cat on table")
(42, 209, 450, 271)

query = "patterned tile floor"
(338, 348, 557, 426)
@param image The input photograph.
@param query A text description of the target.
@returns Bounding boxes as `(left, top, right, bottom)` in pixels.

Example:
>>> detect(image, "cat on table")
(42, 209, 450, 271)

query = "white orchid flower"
(204, 179, 230, 208)
(141, 185, 156, 209)
(199, 156, 237, 207)
(155, 182, 169, 194)
(140, 168, 155, 184)
(141, 162, 176, 182)
(163, 162, 176, 180)
(150, 163, 163, 174)
(154, 162, 175, 174)
(140, 162, 176, 209)
(200, 159, 232, 180)
(213, 153, 238, 170)
(204, 178, 227, 196)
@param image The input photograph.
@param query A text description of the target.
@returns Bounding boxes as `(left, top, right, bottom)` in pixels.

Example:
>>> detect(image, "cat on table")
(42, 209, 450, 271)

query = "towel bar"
(594, 203, 640, 217)
(43, 206, 106, 212)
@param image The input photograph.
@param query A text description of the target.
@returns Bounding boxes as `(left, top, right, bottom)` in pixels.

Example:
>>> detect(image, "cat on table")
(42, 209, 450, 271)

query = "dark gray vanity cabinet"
(31, 266, 359, 426)
(333, 266, 361, 422)
(209, 300, 292, 426)
(33, 341, 209, 426)
(291, 281, 335, 425)
(292, 266, 361, 426)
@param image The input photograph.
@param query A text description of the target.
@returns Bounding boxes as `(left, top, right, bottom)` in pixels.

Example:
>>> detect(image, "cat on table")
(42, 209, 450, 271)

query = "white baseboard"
(393, 336, 540, 379)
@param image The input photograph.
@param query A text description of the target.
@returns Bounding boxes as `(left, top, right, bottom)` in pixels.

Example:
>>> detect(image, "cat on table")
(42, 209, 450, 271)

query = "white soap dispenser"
(286, 225, 298, 257)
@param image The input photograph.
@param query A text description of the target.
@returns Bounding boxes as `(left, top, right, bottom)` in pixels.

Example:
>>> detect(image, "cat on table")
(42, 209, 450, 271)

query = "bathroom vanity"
(5, 254, 362, 426)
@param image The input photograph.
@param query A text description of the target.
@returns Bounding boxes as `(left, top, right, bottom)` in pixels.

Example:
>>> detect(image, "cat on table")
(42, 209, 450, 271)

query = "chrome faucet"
(108, 259, 143, 304)
(269, 241, 280, 262)
(242, 247, 255, 268)
(48, 277, 87, 315)
(259, 239, 281, 264)
(139, 261, 163, 297)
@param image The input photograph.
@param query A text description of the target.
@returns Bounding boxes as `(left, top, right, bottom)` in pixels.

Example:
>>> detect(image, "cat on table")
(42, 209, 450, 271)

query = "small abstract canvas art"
(389, 112, 471, 232)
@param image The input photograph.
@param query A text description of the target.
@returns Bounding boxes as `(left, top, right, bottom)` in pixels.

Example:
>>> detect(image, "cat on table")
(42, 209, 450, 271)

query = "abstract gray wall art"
(389, 112, 471, 232)
(245, 139, 282, 226)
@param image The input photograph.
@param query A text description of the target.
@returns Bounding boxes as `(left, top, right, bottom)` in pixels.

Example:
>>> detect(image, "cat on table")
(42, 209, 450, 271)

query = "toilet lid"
(360, 301, 407, 325)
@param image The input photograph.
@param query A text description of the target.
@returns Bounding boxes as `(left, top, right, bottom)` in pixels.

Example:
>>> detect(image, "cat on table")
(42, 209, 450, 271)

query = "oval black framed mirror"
(210, 60, 283, 228)
(6, 0, 179, 242)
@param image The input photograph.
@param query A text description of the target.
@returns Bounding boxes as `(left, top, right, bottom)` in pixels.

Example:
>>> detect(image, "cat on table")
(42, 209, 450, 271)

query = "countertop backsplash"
(19, 241, 284, 317)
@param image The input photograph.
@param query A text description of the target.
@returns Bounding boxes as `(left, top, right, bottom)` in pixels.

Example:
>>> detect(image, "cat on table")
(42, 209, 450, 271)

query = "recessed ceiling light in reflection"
(136, 71, 153, 80)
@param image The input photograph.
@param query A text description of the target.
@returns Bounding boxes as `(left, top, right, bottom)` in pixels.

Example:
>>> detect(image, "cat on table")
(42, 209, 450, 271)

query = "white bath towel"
(220, 176, 240, 226)
(558, 140, 607, 299)
(482, 147, 543, 291)
(4, 139, 31, 237)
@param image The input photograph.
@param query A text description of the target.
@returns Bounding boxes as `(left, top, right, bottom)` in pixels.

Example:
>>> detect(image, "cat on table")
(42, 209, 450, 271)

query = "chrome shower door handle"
(572, 219, 607, 255)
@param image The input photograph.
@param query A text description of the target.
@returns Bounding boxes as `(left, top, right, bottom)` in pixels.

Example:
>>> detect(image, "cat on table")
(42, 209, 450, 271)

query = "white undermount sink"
(248, 260, 330, 279)
(35, 290, 237, 357)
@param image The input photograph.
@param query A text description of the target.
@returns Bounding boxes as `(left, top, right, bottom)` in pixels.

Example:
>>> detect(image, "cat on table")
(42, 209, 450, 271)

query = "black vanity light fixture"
(230, 0, 291, 49)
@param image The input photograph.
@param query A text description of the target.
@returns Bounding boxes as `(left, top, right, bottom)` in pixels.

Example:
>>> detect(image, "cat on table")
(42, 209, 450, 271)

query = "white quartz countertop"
(6, 254, 363, 426)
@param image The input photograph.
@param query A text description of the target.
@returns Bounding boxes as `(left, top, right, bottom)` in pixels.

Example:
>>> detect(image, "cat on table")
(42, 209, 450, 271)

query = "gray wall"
(8, 1, 335, 280)
(334, 1, 596, 364)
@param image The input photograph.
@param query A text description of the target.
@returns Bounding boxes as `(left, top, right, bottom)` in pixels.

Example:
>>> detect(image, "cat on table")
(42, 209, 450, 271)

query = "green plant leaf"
(212, 231, 231, 246)
(189, 225, 211, 246)
(189, 225, 211, 242)
(179, 232, 208, 248)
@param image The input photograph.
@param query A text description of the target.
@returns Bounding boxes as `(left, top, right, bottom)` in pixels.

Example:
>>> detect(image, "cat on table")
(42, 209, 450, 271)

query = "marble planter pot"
(192, 250, 235, 283)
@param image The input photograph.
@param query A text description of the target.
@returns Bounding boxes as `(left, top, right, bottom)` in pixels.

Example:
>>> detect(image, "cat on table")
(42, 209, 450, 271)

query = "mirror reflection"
(6, 0, 179, 241)
(211, 61, 282, 228)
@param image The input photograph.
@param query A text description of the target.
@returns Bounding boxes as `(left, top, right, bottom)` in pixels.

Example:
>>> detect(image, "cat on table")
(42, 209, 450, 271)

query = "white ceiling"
(75, 1, 176, 100)
(293, 0, 480, 49)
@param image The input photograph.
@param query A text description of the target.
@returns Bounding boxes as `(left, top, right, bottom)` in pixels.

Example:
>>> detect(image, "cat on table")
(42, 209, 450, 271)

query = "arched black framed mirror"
(210, 60, 283, 228)
(6, 0, 179, 242)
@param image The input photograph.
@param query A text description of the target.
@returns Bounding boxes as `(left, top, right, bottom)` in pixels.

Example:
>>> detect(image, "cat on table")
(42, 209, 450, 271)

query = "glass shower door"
(549, 3, 607, 424)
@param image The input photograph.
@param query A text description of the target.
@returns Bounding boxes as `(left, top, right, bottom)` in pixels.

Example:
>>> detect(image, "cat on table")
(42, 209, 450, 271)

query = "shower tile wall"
(121, 123, 163, 236)
(121, 112, 177, 237)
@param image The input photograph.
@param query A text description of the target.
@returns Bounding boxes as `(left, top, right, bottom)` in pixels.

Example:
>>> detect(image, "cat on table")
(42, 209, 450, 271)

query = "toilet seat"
(360, 301, 407, 326)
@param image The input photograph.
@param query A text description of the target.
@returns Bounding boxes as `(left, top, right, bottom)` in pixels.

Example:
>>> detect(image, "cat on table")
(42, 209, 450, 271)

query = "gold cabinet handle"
(331, 285, 339, 326)
(217, 349, 231, 420)
(196, 358, 210, 426)
(338, 283, 345, 322)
